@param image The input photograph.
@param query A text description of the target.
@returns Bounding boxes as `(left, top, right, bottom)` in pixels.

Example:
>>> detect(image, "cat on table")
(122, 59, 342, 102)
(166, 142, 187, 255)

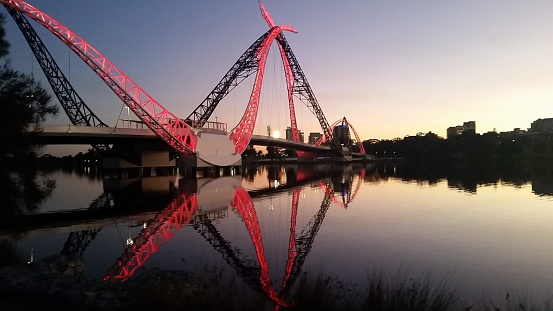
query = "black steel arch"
(185, 30, 272, 128)
(275, 34, 342, 154)
(5, 6, 109, 151)
(193, 186, 333, 302)
(186, 27, 342, 154)
(60, 192, 113, 257)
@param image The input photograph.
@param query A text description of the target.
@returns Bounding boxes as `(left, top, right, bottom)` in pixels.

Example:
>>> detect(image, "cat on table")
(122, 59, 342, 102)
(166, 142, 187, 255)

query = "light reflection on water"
(8, 163, 553, 304)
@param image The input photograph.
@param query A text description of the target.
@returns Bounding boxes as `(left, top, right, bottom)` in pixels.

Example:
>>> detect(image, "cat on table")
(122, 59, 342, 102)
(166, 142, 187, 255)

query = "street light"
(125, 106, 130, 127)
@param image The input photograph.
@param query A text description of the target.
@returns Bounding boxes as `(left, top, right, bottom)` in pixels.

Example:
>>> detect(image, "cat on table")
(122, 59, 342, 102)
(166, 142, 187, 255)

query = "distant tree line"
(361, 130, 553, 163)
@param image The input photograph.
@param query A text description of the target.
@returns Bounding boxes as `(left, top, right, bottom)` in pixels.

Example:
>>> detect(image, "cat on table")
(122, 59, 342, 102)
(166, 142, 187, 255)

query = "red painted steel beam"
(104, 193, 198, 282)
(229, 25, 297, 154)
(2, 0, 198, 154)
(259, 1, 308, 159)
(231, 187, 293, 307)
(319, 168, 365, 208)
(315, 117, 366, 154)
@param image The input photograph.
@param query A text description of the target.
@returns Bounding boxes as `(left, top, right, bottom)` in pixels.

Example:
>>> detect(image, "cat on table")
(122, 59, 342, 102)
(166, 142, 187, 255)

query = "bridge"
(3, 0, 371, 169)
(33, 124, 335, 155)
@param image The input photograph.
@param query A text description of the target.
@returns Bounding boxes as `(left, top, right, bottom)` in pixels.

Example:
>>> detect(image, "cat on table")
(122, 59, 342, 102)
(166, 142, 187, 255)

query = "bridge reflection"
(92, 168, 364, 306)
(102, 164, 366, 306)
(1, 164, 369, 306)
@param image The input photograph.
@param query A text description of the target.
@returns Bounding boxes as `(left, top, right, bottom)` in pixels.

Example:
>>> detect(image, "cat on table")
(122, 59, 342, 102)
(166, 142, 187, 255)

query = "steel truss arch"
(258, 1, 302, 146)
(104, 193, 198, 282)
(5, 7, 110, 151)
(185, 33, 268, 128)
(229, 25, 297, 154)
(256, 1, 342, 154)
(320, 168, 366, 209)
(196, 183, 332, 304)
(275, 35, 342, 154)
(187, 5, 301, 145)
(60, 192, 114, 258)
(2, 0, 198, 154)
(316, 117, 366, 155)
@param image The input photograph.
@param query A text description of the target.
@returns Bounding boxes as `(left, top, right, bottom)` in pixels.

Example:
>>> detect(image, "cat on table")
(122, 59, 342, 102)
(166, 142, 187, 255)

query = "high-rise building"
(285, 127, 304, 142)
(285, 127, 293, 140)
(308, 132, 322, 144)
(333, 124, 351, 145)
(447, 121, 476, 139)
(531, 118, 553, 133)
(463, 121, 476, 132)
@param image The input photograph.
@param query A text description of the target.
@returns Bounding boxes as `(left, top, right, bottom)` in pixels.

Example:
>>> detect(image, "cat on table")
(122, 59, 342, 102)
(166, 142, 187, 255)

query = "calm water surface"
(8, 163, 553, 304)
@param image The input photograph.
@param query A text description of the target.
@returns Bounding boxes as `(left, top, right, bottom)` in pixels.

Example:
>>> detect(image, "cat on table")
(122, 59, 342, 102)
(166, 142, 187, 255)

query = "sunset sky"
(3, 1, 553, 155)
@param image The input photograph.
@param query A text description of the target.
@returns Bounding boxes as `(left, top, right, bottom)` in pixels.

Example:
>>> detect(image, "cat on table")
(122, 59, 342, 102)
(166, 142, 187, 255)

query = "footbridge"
(33, 125, 335, 155)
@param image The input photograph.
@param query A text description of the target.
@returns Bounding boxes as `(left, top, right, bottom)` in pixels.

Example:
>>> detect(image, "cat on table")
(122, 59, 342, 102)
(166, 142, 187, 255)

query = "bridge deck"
(34, 125, 336, 154)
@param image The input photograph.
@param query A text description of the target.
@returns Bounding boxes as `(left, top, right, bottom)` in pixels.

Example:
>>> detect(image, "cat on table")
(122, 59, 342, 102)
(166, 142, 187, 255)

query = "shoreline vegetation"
(0, 254, 551, 311)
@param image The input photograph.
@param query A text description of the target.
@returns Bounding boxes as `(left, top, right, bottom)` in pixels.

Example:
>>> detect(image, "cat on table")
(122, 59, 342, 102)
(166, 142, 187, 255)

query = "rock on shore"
(0, 254, 201, 310)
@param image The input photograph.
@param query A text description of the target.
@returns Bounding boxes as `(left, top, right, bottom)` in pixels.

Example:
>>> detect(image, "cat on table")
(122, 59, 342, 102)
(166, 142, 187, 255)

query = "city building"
(285, 127, 292, 140)
(447, 121, 476, 139)
(308, 132, 322, 144)
(463, 121, 476, 132)
(530, 118, 553, 133)
(333, 124, 351, 145)
(285, 127, 304, 142)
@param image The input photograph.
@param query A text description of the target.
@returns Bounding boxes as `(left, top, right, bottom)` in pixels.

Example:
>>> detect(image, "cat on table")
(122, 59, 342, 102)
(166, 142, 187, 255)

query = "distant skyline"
(3, 1, 553, 156)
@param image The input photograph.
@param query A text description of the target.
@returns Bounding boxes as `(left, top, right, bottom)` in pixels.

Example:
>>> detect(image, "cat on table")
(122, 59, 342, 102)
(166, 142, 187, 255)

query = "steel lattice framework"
(195, 182, 333, 304)
(184, 34, 268, 129)
(320, 168, 366, 209)
(258, 1, 301, 144)
(275, 36, 342, 154)
(60, 192, 114, 257)
(102, 166, 332, 306)
(187, 1, 343, 155)
(104, 193, 198, 281)
(4, 6, 110, 151)
(316, 117, 366, 155)
(229, 25, 297, 154)
(280, 185, 333, 296)
(4, 0, 352, 158)
(2, 0, 199, 154)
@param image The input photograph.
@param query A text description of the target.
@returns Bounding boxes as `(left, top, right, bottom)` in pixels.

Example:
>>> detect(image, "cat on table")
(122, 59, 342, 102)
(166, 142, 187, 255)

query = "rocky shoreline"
(0, 254, 202, 310)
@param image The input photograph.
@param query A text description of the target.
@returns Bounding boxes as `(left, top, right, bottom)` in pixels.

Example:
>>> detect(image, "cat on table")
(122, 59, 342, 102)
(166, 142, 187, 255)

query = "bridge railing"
(119, 118, 227, 134)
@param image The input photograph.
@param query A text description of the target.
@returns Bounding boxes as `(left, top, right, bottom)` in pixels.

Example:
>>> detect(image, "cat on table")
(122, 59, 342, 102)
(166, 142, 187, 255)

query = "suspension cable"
(68, 46, 70, 82)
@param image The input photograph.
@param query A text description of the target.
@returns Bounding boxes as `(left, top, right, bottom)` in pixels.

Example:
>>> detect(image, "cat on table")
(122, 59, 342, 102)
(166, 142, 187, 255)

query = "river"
(3, 161, 553, 306)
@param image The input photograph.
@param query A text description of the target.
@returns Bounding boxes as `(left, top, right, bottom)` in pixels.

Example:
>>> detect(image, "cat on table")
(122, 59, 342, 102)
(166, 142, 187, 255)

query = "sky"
(3, 1, 553, 156)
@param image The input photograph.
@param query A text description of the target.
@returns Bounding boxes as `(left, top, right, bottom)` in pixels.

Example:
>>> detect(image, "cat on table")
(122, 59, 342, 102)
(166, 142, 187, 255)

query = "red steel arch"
(4, 0, 297, 157)
(320, 168, 365, 208)
(229, 25, 297, 153)
(258, 1, 301, 144)
(2, 0, 199, 154)
(315, 117, 366, 154)
(104, 193, 198, 282)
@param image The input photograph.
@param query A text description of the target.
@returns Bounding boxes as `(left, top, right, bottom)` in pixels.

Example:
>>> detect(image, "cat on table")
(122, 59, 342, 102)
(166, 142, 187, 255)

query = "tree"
(241, 144, 258, 159)
(0, 13, 57, 215)
(0, 14, 9, 58)
(0, 13, 57, 159)
(265, 146, 283, 159)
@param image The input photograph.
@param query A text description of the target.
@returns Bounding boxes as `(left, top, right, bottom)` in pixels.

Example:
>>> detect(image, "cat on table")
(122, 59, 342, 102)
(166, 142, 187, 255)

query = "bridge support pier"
(103, 150, 177, 178)
(177, 155, 241, 179)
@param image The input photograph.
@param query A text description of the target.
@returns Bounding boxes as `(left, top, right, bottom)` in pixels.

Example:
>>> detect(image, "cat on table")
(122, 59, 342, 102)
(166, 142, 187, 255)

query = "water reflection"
(101, 166, 349, 307)
(364, 161, 553, 196)
(4, 161, 553, 307)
